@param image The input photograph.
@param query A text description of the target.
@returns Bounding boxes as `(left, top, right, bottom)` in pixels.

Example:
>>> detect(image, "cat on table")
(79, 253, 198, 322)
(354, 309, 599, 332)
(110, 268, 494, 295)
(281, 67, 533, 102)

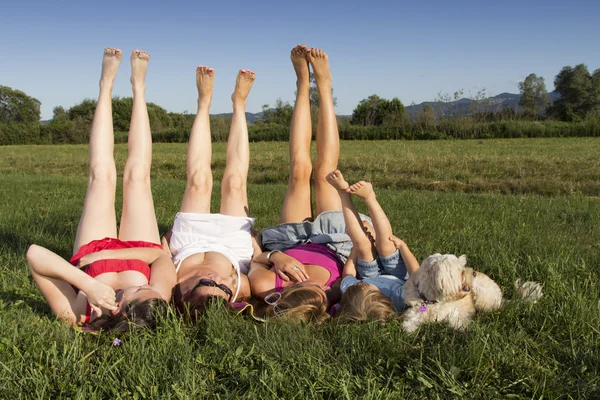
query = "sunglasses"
(187, 278, 233, 303)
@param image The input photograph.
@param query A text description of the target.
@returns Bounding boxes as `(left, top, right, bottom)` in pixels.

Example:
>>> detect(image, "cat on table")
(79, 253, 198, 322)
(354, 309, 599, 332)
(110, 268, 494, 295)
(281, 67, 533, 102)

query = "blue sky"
(2, 0, 599, 120)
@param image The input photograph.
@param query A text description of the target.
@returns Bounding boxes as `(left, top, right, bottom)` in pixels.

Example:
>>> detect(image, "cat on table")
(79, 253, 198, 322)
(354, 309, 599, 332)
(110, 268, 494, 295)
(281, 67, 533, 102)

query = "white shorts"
(169, 212, 255, 274)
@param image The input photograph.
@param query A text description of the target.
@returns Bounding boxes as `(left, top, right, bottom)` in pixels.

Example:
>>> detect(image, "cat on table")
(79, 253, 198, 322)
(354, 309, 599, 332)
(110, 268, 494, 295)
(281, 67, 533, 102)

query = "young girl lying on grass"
(326, 170, 421, 322)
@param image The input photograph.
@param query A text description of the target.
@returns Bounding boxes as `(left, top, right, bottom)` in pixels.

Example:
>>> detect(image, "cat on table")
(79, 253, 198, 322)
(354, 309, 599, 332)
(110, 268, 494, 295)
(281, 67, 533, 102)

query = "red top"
(70, 237, 162, 323)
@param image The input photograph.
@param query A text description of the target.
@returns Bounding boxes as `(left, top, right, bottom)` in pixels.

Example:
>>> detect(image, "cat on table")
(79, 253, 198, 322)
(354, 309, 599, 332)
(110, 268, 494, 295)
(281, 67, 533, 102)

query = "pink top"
(273, 243, 344, 292)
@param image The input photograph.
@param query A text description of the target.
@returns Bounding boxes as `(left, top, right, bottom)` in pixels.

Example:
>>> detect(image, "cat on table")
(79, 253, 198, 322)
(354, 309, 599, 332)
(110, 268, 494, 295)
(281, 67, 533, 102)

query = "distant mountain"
(404, 91, 559, 118)
(213, 112, 263, 124)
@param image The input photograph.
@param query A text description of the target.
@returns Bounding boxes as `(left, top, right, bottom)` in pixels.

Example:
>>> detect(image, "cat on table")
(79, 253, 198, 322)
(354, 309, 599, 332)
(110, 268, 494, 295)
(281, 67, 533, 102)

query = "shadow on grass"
(0, 289, 52, 317)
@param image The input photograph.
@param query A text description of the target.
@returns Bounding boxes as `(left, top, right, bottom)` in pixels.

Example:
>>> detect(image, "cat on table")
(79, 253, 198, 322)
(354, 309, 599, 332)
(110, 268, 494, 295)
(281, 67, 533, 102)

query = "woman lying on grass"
(325, 170, 420, 322)
(162, 65, 260, 317)
(27, 48, 176, 332)
(248, 45, 373, 324)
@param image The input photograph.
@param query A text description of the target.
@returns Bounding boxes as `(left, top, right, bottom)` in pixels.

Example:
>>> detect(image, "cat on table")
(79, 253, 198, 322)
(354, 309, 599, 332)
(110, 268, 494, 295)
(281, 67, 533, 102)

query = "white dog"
(402, 254, 541, 332)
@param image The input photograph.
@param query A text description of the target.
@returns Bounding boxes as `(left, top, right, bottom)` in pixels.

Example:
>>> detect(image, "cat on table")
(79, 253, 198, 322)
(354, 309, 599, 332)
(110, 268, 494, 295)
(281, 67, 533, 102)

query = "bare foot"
(130, 49, 150, 87)
(196, 66, 215, 108)
(291, 44, 310, 86)
(100, 47, 122, 87)
(306, 47, 331, 86)
(326, 170, 349, 191)
(231, 69, 256, 106)
(347, 181, 375, 201)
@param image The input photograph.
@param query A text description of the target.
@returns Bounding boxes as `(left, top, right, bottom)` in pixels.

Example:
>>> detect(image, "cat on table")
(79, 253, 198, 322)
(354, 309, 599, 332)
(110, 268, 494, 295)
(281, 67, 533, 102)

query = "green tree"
(350, 95, 408, 126)
(415, 104, 436, 130)
(350, 95, 386, 126)
(261, 98, 293, 125)
(0, 86, 41, 123)
(381, 97, 409, 126)
(549, 64, 597, 121)
(52, 106, 68, 123)
(518, 73, 550, 115)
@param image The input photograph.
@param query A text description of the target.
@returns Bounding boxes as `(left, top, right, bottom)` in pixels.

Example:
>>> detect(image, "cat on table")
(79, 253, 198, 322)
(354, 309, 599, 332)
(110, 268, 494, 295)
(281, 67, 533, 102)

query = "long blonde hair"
(336, 282, 395, 323)
(264, 285, 329, 324)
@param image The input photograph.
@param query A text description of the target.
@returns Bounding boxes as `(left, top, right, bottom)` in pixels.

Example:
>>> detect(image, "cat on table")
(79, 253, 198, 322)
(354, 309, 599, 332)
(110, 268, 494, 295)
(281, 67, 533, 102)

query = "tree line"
(1, 63, 599, 145)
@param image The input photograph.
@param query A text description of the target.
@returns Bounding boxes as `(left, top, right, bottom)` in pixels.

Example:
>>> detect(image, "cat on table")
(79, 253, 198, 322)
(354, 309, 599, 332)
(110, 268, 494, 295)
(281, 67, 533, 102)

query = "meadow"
(0, 138, 599, 399)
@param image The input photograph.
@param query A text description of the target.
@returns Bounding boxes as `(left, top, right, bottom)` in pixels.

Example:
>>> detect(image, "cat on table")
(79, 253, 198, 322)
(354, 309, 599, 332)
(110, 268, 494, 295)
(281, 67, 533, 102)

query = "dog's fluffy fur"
(402, 254, 540, 332)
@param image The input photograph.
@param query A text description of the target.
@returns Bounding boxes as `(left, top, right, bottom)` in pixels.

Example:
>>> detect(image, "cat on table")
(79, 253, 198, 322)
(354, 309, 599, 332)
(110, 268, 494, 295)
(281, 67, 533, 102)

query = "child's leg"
(280, 45, 313, 223)
(72, 48, 121, 254)
(118, 50, 160, 244)
(308, 48, 343, 215)
(179, 66, 214, 214)
(219, 70, 256, 217)
(326, 170, 378, 279)
(348, 181, 396, 257)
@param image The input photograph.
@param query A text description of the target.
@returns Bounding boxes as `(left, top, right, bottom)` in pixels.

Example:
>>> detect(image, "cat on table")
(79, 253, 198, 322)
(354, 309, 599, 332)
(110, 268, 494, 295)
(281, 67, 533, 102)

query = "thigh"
(118, 180, 160, 244)
(314, 176, 343, 215)
(219, 175, 249, 217)
(179, 171, 212, 214)
(73, 180, 117, 255)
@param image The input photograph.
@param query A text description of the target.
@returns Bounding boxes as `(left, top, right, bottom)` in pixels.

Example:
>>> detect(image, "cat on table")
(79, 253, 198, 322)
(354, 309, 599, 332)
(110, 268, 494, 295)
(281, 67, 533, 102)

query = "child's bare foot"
(326, 170, 349, 191)
(196, 66, 215, 108)
(231, 69, 256, 107)
(130, 49, 150, 88)
(291, 45, 310, 87)
(306, 47, 331, 87)
(100, 47, 122, 87)
(347, 181, 375, 201)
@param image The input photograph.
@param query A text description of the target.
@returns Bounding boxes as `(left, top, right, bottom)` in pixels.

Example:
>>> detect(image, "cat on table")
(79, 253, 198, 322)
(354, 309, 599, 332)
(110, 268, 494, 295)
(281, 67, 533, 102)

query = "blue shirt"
(341, 275, 407, 312)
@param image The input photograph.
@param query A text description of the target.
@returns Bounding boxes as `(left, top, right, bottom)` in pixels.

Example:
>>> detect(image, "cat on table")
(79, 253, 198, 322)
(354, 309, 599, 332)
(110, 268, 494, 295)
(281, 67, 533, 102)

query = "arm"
(389, 236, 420, 276)
(78, 247, 167, 267)
(342, 248, 357, 278)
(27, 245, 118, 321)
(248, 259, 278, 300)
(253, 250, 309, 283)
(148, 254, 177, 301)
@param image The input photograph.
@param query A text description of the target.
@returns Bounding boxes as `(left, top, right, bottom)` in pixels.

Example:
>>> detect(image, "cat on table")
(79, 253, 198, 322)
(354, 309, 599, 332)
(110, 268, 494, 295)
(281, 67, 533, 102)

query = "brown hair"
(264, 285, 329, 324)
(336, 282, 395, 323)
(84, 298, 168, 332)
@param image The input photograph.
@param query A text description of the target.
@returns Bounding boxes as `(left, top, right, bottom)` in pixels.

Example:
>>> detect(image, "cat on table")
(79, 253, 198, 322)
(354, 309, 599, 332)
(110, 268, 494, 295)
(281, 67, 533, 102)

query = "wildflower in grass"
(113, 338, 121, 347)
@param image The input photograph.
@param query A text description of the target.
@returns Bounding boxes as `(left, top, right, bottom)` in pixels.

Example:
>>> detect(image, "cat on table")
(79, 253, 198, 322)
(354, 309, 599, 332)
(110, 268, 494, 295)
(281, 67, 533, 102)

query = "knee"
(313, 163, 336, 183)
(186, 168, 212, 195)
(123, 162, 150, 184)
(89, 162, 117, 184)
(222, 173, 246, 196)
(288, 159, 312, 185)
(354, 240, 374, 261)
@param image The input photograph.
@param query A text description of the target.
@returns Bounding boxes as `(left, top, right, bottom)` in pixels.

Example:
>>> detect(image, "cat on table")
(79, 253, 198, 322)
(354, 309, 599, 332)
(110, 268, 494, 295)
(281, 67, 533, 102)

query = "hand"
(77, 253, 99, 268)
(82, 279, 118, 318)
(270, 252, 309, 283)
(389, 235, 407, 250)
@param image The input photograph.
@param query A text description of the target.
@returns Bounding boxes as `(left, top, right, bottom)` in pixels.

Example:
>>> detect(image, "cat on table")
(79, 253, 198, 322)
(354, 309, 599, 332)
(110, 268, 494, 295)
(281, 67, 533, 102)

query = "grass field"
(0, 138, 599, 398)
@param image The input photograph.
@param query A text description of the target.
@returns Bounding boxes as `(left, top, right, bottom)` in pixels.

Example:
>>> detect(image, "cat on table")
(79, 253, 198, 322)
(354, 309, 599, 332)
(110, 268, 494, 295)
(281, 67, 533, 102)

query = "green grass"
(1, 138, 599, 398)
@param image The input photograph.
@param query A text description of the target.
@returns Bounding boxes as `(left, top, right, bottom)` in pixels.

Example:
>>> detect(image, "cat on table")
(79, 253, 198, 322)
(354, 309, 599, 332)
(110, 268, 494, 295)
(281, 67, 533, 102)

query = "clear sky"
(2, 0, 599, 120)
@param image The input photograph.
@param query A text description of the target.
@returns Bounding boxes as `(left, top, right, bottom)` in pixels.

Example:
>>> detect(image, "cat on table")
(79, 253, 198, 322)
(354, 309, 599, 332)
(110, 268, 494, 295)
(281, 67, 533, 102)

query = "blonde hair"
(265, 285, 329, 324)
(336, 282, 395, 323)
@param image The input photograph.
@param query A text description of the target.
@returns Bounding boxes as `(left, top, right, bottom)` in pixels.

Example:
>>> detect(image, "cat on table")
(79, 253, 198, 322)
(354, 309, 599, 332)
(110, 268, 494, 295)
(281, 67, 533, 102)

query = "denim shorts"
(261, 210, 372, 264)
(356, 249, 409, 281)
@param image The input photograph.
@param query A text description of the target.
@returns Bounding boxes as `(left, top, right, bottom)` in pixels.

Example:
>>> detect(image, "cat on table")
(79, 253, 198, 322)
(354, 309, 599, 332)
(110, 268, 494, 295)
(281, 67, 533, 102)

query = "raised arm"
(27, 244, 118, 323)
(389, 235, 420, 275)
